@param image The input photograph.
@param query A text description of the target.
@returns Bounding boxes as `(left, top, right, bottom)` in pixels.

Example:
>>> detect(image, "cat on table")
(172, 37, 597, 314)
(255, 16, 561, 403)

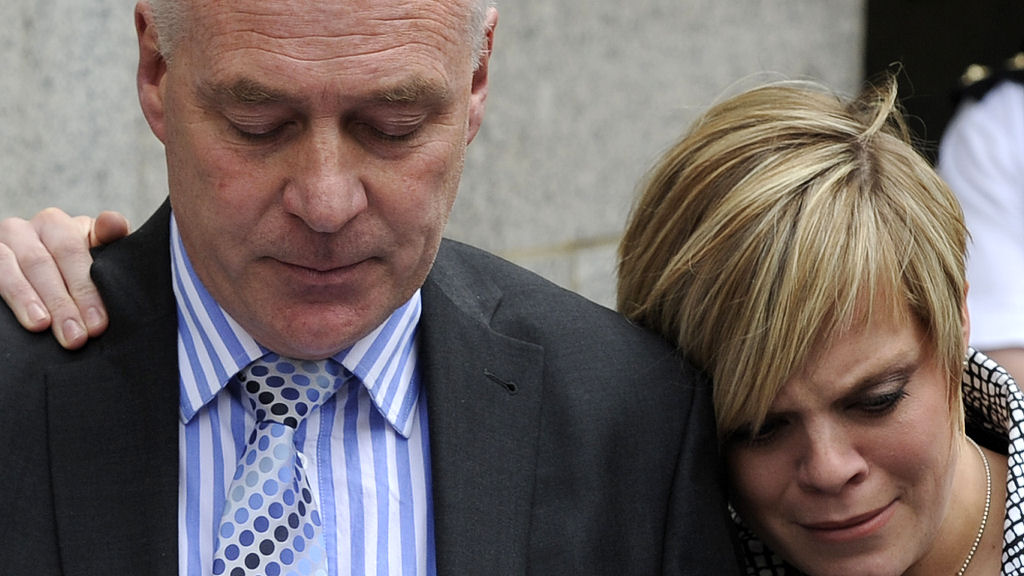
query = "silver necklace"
(957, 437, 991, 576)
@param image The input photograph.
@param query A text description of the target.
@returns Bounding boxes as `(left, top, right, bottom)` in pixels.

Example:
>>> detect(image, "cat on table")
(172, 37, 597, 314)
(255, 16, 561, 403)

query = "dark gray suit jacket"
(0, 201, 740, 575)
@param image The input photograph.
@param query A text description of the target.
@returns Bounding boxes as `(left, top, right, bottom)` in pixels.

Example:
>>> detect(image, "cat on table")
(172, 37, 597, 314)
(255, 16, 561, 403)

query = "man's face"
(137, 0, 492, 358)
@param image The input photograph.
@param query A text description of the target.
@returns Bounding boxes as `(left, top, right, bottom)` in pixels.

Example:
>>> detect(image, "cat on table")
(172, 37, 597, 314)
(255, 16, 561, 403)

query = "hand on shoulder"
(0, 208, 128, 348)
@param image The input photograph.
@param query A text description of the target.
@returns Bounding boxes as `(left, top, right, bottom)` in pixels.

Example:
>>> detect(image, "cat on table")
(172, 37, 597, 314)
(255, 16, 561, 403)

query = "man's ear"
(136, 2, 168, 143)
(466, 7, 497, 145)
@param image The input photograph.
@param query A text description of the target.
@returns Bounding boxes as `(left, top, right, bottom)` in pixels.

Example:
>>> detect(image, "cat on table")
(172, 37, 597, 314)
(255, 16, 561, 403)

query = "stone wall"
(0, 0, 864, 308)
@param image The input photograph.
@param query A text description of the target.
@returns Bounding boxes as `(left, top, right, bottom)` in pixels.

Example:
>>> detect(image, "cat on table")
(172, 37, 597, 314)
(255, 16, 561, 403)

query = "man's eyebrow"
(196, 76, 451, 108)
(198, 78, 292, 106)
(374, 77, 451, 105)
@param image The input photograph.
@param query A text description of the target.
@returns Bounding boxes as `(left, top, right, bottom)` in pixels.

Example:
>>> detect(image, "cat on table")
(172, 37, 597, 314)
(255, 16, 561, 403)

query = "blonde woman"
(618, 77, 1020, 574)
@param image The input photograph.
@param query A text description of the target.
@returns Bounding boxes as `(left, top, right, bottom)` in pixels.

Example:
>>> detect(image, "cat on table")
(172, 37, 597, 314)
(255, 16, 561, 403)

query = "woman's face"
(726, 311, 959, 576)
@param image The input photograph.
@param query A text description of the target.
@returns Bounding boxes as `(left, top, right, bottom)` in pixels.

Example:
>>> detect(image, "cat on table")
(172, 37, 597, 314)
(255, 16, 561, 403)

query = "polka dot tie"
(212, 354, 348, 576)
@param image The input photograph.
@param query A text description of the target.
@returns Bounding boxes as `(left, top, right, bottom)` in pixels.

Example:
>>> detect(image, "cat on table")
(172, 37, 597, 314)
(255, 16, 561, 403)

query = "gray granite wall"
(1, 0, 864, 308)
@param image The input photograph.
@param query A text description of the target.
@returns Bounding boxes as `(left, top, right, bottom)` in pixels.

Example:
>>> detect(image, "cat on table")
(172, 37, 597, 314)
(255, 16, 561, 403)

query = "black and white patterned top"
(735, 347, 1024, 575)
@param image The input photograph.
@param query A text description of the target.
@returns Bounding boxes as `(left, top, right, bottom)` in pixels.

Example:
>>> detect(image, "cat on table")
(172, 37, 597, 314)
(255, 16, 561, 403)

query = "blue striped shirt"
(170, 216, 435, 576)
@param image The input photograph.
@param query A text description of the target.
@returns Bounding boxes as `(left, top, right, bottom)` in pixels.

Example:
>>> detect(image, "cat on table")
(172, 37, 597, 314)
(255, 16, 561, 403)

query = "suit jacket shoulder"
(426, 238, 681, 362)
(0, 201, 179, 575)
(419, 238, 740, 575)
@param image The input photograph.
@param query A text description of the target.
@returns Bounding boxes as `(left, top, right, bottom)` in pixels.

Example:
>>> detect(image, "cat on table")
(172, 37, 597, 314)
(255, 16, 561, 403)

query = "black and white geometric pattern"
(963, 348, 1024, 574)
(734, 347, 1024, 575)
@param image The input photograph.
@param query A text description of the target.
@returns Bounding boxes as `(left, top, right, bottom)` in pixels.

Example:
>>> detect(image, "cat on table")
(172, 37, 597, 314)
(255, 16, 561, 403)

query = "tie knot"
(236, 353, 347, 428)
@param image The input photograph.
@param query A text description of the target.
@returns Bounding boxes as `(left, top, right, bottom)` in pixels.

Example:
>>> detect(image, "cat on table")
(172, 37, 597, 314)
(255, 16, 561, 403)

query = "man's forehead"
(176, 0, 476, 107)
(191, 0, 473, 49)
(178, 0, 476, 89)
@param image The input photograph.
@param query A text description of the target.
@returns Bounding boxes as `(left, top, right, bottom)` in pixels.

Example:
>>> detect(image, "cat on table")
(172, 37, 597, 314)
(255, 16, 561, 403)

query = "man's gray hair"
(149, 0, 493, 68)
(467, 0, 494, 70)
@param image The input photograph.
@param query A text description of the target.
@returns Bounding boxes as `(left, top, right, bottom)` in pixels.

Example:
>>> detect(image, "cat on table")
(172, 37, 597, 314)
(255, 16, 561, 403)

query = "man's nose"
(282, 125, 368, 233)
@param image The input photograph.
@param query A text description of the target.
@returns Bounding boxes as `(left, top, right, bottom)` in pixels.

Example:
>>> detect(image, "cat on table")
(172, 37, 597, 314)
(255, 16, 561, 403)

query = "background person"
(617, 77, 1018, 574)
(938, 52, 1024, 382)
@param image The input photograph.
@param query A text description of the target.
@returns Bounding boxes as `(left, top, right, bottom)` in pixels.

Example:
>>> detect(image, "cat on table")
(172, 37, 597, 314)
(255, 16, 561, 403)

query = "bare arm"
(0, 209, 129, 349)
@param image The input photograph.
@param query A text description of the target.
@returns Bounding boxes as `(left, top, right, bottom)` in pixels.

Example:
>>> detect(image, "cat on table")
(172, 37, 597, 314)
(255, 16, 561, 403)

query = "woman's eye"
(749, 420, 783, 444)
(731, 418, 787, 447)
(856, 386, 908, 415)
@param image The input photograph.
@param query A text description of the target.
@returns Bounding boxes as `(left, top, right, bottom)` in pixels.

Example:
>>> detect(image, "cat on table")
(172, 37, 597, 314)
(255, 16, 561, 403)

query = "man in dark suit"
(0, 0, 739, 574)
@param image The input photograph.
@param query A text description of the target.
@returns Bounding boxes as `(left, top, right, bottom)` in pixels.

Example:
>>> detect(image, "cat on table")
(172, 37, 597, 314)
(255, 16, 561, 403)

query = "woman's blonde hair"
(617, 77, 968, 441)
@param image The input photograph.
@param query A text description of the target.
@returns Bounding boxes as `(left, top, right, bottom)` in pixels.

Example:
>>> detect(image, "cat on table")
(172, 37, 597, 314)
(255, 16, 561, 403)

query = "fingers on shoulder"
(0, 239, 51, 332)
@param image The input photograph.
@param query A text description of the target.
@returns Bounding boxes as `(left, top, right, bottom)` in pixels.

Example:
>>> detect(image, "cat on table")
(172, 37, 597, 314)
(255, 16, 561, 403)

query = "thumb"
(90, 211, 131, 247)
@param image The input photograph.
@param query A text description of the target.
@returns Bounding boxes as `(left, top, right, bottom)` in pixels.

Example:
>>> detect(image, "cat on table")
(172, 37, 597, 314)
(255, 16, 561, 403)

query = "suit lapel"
(46, 202, 180, 575)
(420, 243, 545, 575)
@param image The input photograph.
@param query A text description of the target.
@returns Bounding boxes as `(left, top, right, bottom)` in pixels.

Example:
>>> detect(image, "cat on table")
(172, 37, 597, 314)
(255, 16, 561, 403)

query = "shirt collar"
(171, 214, 423, 437)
